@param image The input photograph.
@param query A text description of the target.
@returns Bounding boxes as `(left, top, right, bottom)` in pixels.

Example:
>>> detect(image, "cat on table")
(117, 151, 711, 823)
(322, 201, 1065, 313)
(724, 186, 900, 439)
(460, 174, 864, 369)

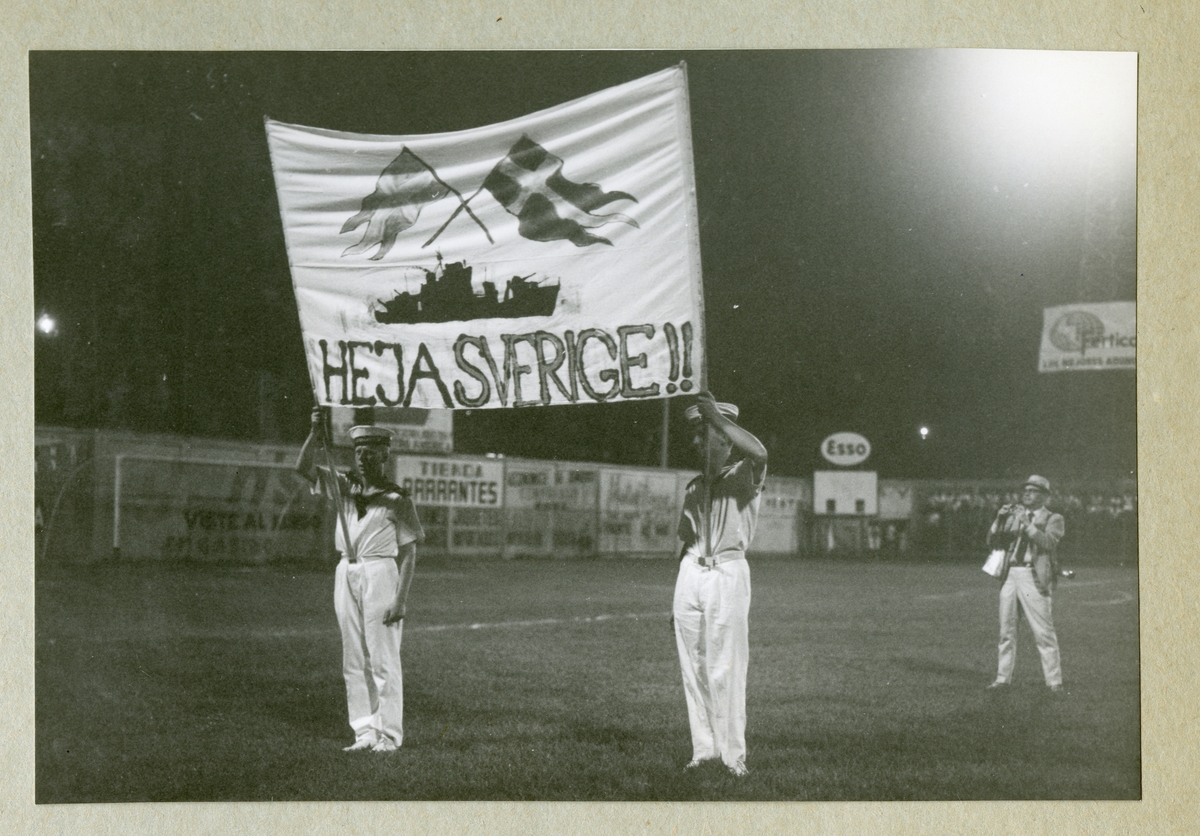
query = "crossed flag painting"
(339, 136, 639, 260)
(479, 135, 639, 248)
(266, 64, 705, 410)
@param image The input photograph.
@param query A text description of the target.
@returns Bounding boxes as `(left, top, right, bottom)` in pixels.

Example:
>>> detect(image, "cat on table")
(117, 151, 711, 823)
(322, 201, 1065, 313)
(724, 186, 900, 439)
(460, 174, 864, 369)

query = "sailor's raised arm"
(696, 391, 768, 465)
(295, 406, 326, 484)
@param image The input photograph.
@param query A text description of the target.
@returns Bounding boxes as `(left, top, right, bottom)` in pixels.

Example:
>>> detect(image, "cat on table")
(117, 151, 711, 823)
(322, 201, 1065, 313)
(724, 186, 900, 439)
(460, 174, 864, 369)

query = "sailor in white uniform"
(673, 392, 768, 777)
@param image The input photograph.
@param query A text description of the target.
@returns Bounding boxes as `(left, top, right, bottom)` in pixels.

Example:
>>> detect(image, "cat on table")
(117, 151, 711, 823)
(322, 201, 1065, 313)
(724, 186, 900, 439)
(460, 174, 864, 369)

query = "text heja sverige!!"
(316, 321, 697, 409)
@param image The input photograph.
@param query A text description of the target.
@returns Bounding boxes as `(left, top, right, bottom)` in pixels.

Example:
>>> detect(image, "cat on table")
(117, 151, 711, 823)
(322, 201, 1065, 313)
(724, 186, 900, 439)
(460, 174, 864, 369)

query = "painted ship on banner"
(373, 258, 560, 325)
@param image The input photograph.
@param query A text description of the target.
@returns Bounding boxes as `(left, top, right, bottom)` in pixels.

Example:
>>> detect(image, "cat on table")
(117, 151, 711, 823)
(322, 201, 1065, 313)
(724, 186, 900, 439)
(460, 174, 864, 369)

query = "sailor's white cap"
(349, 425, 393, 445)
(684, 402, 739, 423)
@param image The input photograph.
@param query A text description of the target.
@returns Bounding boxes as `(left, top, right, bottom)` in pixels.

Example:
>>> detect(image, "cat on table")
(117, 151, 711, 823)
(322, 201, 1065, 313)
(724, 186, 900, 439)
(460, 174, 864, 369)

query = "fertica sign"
(820, 432, 871, 467)
(1038, 301, 1135, 372)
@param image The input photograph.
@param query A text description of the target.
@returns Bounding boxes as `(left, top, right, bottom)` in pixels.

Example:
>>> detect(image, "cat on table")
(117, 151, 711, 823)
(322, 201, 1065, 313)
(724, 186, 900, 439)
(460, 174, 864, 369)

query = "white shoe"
(343, 738, 376, 752)
(371, 737, 400, 753)
(727, 762, 749, 777)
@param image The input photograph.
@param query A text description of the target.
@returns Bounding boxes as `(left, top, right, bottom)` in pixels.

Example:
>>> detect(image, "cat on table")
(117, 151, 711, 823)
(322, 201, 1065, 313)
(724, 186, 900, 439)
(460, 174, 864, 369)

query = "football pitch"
(35, 556, 1139, 802)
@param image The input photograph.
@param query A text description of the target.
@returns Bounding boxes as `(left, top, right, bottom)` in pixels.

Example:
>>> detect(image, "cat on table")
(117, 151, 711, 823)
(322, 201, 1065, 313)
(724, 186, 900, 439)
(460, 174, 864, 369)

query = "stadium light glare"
(36, 313, 57, 336)
(946, 50, 1136, 182)
(919, 426, 929, 440)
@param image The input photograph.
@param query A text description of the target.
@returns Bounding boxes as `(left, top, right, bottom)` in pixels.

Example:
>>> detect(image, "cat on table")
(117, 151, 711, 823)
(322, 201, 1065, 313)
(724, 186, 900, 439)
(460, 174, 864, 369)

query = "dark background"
(30, 50, 1136, 479)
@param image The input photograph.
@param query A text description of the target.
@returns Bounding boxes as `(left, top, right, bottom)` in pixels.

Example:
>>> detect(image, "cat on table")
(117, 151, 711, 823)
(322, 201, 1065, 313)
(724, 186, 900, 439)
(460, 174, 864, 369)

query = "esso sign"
(821, 432, 871, 466)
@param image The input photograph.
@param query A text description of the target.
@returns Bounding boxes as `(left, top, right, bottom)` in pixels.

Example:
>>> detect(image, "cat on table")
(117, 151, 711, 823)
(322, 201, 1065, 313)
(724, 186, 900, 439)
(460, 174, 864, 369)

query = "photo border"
(4, 3, 1193, 833)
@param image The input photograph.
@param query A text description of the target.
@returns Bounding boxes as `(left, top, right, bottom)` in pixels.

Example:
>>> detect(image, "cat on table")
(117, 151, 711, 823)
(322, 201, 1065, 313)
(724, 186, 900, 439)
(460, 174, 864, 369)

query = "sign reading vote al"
(266, 65, 705, 410)
(1038, 302, 1135, 373)
(821, 432, 871, 467)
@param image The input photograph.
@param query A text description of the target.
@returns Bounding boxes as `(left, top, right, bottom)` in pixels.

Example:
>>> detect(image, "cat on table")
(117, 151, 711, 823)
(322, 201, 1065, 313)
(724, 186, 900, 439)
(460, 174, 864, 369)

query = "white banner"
(266, 65, 705, 409)
(1038, 302, 1135, 372)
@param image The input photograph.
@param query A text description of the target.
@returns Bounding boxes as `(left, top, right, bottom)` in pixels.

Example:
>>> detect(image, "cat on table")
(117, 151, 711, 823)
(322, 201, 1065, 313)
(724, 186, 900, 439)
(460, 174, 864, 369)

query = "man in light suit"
(986, 475, 1066, 694)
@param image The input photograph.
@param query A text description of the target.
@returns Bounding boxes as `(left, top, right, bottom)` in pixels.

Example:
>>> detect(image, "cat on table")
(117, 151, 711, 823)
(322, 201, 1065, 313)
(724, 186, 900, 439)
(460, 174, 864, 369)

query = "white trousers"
(996, 566, 1062, 687)
(672, 556, 751, 769)
(334, 557, 405, 746)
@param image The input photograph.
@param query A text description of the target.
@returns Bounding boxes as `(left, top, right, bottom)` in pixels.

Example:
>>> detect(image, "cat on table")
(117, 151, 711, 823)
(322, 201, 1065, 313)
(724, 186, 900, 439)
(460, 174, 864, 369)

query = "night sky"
(30, 50, 1137, 481)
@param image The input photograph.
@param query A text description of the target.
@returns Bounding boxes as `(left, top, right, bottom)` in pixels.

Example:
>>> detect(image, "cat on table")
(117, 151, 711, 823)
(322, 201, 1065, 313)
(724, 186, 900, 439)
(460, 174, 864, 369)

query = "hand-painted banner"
(266, 65, 705, 409)
(1038, 302, 1135, 372)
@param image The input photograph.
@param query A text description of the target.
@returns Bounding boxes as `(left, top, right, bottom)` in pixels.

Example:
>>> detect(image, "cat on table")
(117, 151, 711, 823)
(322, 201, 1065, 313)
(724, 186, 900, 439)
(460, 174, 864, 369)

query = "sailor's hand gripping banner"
(266, 64, 705, 410)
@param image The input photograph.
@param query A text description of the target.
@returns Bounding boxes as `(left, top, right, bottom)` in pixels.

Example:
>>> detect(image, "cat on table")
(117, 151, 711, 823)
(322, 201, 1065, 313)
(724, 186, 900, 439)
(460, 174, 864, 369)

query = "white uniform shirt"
(678, 457, 767, 557)
(313, 467, 423, 560)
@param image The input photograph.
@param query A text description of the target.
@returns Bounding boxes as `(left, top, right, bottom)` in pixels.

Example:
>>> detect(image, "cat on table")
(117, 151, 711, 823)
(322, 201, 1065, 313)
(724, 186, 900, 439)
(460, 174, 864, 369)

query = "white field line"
(1075, 590, 1136, 606)
(919, 578, 1136, 605)
(1057, 579, 1124, 589)
(917, 590, 975, 601)
(60, 606, 676, 638)
(418, 610, 671, 632)
(246, 612, 671, 640)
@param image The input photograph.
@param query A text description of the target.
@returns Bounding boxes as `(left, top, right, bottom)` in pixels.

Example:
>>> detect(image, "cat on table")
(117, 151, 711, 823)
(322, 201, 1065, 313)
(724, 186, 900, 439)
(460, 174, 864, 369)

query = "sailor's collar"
(695, 460, 738, 487)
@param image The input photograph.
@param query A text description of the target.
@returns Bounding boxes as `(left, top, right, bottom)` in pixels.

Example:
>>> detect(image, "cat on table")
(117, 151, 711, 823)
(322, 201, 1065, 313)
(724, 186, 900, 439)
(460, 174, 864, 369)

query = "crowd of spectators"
(917, 485, 1137, 564)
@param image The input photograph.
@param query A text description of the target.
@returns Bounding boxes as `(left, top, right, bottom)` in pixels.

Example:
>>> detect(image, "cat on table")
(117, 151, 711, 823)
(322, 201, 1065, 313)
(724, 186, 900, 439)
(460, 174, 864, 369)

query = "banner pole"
(112, 453, 122, 562)
(660, 399, 670, 469)
(675, 60, 707, 394)
(702, 413, 711, 559)
(675, 61, 712, 557)
(319, 414, 355, 562)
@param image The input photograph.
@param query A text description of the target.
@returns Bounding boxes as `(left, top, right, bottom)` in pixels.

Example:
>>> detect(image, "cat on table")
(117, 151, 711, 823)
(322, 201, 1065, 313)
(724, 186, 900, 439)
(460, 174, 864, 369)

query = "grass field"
(35, 555, 1140, 802)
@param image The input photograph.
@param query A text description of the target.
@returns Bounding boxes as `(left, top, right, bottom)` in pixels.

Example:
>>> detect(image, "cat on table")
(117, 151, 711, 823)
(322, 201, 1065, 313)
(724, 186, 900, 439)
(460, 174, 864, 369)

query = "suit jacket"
(988, 505, 1065, 595)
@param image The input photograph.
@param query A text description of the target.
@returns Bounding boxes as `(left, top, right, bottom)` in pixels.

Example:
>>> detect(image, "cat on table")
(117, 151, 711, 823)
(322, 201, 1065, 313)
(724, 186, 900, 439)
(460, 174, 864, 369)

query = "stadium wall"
(34, 426, 1134, 565)
(33, 427, 812, 564)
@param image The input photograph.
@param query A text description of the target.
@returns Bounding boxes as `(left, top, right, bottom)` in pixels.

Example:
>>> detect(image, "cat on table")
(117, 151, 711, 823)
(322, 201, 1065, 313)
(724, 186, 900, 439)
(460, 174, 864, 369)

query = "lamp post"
(35, 311, 62, 423)
(660, 398, 670, 469)
(917, 425, 931, 478)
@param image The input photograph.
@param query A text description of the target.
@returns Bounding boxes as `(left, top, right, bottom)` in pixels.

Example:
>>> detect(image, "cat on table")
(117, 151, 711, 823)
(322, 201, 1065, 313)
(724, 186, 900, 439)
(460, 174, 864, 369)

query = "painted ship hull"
(374, 261, 560, 325)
